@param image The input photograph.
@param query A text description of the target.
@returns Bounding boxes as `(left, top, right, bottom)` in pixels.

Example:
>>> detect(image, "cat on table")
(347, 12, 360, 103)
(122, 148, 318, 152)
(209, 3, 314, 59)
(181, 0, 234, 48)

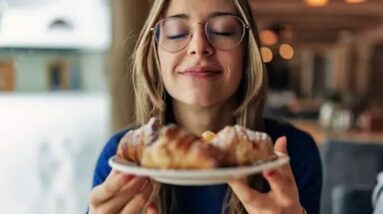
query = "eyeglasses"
(151, 15, 249, 53)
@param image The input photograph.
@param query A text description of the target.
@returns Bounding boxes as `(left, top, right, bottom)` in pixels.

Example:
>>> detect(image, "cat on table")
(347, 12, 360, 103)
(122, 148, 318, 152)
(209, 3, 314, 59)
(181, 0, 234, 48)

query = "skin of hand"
(228, 136, 305, 214)
(88, 170, 155, 214)
(147, 202, 159, 214)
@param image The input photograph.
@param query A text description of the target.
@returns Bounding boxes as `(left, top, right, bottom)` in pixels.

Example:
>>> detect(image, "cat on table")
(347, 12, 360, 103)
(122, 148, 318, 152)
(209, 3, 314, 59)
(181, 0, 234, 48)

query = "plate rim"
(108, 152, 289, 179)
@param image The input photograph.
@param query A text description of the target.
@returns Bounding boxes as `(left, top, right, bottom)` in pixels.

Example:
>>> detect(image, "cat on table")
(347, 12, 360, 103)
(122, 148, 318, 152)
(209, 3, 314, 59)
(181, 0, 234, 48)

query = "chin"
(184, 96, 223, 108)
(170, 90, 229, 108)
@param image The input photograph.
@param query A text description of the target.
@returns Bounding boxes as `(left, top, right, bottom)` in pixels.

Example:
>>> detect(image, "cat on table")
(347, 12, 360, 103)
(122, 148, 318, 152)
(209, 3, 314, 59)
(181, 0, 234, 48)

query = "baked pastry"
(117, 117, 160, 163)
(141, 125, 222, 169)
(204, 125, 276, 166)
(116, 118, 276, 169)
(117, 118, 221, 169)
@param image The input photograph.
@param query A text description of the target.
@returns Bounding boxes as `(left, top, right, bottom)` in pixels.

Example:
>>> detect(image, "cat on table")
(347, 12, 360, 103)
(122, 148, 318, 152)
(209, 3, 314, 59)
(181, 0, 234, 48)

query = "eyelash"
(210, 31, 234, 36)
(167, 33, 189, 40)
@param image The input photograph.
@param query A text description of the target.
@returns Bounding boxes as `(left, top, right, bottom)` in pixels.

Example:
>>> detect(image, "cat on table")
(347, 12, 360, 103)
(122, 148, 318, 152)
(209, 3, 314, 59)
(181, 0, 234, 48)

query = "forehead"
(164, 0, 238, 19)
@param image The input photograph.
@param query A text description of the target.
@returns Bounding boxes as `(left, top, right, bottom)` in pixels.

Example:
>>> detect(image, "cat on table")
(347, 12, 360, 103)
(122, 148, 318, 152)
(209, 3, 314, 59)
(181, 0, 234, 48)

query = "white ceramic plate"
(108, 152, 289, 186)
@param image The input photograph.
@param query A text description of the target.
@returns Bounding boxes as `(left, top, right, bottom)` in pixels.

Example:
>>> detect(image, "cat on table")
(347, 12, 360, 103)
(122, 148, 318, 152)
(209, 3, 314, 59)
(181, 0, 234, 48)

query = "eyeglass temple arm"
(233, 0, 251, 29)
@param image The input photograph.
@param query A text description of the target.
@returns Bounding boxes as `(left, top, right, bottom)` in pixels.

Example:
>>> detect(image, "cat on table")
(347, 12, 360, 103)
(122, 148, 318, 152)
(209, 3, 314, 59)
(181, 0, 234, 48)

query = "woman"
(88, 0, 322, 213)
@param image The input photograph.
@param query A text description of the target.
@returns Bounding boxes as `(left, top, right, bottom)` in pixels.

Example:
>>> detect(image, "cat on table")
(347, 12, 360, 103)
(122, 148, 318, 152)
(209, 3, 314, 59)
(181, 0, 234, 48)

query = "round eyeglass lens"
(205, 16, 246, 50)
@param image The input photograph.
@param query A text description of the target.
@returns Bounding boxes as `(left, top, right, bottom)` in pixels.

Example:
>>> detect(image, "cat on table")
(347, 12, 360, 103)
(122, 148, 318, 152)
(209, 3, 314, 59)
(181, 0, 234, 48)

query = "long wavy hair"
(130, 0, 268, 213)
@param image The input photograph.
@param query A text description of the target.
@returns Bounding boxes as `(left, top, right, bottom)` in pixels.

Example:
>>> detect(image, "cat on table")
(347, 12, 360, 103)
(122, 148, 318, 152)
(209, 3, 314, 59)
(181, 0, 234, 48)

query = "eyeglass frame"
(150, 15, 251, 53)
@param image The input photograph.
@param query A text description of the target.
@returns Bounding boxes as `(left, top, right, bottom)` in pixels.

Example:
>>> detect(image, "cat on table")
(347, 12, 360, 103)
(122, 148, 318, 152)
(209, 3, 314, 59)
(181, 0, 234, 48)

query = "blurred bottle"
(319, 101, 353, 131)
(357, 109, 383, 132)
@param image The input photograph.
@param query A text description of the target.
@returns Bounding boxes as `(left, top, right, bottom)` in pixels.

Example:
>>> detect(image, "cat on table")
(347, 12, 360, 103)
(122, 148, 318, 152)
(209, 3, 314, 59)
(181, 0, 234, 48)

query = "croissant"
(141, 125, 222, 169)
(116, 118, 276, 169)
(206, 125, 276, 166)
(117, 117, 160, 163)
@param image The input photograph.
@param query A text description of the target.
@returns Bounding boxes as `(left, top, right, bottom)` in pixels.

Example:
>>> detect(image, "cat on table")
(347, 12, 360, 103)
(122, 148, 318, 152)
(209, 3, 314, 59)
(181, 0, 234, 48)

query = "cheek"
(158, 50, 177, 83)
(221, 50, 244, 89)
(158, 51, 187, 103)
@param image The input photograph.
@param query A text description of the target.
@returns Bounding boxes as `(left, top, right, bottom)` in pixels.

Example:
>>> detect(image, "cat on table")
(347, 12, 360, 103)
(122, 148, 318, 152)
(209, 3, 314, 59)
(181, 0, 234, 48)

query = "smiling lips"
(179, 66, 221, 78)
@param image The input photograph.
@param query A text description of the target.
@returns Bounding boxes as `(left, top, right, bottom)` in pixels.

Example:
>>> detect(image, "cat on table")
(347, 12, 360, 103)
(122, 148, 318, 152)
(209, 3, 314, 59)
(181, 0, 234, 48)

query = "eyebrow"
(166, 12, 237, 20)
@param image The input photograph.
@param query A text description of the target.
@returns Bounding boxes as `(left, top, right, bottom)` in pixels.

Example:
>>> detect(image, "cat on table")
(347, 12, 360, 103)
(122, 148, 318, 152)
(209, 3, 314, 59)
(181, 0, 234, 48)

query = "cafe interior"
(0, 0, 382, 213)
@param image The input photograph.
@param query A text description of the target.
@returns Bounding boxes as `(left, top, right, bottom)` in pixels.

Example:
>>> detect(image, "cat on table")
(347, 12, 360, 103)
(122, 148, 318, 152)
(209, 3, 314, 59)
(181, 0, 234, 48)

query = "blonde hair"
(131, 0, 268, 213)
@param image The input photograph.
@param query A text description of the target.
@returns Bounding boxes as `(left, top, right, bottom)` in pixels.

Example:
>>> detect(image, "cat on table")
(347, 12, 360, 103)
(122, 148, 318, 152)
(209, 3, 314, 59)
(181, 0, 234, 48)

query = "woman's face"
(157, 0, 245, 107)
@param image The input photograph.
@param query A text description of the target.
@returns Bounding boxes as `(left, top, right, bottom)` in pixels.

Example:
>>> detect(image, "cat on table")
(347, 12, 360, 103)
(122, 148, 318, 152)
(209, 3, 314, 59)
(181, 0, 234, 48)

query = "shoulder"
(101, 128, 130, 158)
(264, 117, 320, 165)
(264, 118, 318, 154)
(264, 117, 322, 183)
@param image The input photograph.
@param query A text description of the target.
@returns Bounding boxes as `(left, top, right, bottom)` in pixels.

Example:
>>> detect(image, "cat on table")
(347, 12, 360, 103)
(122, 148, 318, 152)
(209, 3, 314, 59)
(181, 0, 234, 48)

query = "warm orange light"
(279, 44, 294, 60)
(261, 47, 273, 63)
(260, 30, 278, 46)
(344, 0, 366, 3)
(304, 0, 329, 7)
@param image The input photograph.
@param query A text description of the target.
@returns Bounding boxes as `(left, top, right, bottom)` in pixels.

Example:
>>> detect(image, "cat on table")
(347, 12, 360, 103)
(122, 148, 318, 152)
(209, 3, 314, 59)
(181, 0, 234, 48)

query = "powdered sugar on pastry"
(116, 117, 160, 163)
(208, 125, 276, 166)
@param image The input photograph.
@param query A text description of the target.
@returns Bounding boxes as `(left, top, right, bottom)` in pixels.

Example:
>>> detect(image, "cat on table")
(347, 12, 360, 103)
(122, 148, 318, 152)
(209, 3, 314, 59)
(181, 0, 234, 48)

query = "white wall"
(0, 93, 111, 214)
(0, 0, 111, 50)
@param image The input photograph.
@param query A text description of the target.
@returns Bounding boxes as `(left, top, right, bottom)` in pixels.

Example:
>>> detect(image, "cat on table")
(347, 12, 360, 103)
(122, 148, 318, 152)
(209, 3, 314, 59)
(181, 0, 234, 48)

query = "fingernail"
(123, 174, 134, 180)
(266, 170, 275, 177)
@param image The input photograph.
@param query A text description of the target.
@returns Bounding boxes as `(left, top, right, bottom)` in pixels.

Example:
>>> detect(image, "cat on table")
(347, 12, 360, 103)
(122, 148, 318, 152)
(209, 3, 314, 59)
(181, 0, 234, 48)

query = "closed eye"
(212, 32, 234, 36)
(208, 29, 235, 36)
(167, 33, 189, 40)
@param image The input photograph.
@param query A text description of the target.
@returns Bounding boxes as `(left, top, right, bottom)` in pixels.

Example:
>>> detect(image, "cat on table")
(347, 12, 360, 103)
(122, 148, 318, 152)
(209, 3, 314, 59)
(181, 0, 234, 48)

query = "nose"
(187, 25, 214, 56)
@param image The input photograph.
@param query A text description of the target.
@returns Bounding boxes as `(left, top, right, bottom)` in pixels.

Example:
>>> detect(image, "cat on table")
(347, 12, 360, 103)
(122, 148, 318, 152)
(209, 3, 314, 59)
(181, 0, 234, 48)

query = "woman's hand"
(89, 170, 157, 214)
(228, 136, 305, 214)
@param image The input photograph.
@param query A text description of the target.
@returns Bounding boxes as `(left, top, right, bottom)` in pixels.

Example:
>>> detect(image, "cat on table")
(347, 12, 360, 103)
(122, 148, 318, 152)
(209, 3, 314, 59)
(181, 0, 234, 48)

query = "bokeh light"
(261, 47, 273, 63)
(279, 44, 294, 60)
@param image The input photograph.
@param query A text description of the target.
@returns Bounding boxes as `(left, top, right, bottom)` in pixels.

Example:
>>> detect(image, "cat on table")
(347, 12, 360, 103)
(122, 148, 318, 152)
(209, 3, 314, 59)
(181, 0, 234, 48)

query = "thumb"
(147, 202, 159, 214)
(274, 136, 287, 155)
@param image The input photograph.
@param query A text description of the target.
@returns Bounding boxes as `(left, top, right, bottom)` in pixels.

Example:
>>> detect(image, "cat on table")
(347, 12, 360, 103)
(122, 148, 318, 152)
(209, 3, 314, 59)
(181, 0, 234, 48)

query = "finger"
(273, 136, 295, 177)
(121, 181, 154, 214)
(147, 202, 159, 214)
(263, 169, 296, 198)
(90, 170, 135, 206)
(227, 178, 265, 206)
(97, 177, 149, 214)
(274, 136, 287, 154)
(266, 137, 296, 194)
(263, 169, 301, 208)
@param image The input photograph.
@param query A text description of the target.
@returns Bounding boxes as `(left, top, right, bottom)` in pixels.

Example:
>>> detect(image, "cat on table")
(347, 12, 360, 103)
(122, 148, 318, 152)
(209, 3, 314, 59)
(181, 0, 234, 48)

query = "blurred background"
(0, 0, 382, 213)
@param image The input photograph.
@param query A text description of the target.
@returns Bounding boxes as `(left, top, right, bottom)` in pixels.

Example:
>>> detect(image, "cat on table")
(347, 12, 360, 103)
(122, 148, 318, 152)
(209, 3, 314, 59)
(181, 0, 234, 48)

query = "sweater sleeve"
(92, 129, 128, 188)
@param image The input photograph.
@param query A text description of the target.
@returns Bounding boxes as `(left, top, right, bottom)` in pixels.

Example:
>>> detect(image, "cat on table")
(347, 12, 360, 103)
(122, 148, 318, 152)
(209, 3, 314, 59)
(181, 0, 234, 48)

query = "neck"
(172, 98, 237, 136)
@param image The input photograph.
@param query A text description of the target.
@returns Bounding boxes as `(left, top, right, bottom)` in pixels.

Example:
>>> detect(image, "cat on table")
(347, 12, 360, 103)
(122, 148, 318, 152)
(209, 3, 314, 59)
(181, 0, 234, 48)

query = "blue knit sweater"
(91, 118, 322, 214)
